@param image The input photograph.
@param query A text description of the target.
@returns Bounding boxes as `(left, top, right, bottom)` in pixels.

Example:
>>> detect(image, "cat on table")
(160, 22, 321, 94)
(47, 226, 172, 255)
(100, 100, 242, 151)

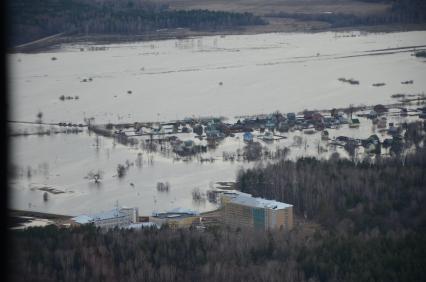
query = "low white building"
(160, 124, 175, 134)
(71, 207, 139, 229)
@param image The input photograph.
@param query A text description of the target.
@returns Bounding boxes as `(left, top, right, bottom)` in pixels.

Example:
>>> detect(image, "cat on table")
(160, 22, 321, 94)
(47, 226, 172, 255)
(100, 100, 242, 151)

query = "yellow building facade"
(150, 215, 199, 229)
(221, 192, 293, 231)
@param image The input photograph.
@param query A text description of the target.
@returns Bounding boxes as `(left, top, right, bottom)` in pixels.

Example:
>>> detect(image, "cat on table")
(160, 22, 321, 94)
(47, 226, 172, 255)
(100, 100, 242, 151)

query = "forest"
(237, 121, 426, 232)
(8, 0, 426, 47)
(8, 121, 426, 281)
(7, 0, 266, 47)
(267, 0, 426, 28)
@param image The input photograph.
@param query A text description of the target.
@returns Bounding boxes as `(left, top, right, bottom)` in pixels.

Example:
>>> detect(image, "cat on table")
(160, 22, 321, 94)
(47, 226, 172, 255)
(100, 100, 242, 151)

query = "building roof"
(152, 207, 200, 219)
(227, 192, 292, 210)
(92, 208, 126, 221)
(168, 207, 199, 215)
(71, 215, 93, 224)
(152, 213, 196, 219)
(72, 207, 133, 225)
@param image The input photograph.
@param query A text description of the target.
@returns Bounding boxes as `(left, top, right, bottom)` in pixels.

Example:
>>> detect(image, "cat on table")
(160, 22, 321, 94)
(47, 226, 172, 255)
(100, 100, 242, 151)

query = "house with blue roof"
(243, 132, 253, 142)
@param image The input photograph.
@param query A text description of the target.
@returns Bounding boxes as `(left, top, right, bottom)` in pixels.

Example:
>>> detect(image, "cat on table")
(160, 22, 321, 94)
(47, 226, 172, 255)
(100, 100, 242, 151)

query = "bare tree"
(157, 182, 170, 192)
(36, 111, 43, 123)
(117, 164, 126, 178)
(136, 152, 143, 168)
(43, 192, 49, 201)
(192, 187, 205, 202)
(87, 170, 103, 183)
(345, 104, 354, 120)
(243, 141, 263, 161)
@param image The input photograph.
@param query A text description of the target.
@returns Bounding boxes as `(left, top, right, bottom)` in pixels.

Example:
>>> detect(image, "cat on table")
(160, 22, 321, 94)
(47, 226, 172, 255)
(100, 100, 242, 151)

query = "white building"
(160, 124, 175, 134)
(71, 207, 139, 229)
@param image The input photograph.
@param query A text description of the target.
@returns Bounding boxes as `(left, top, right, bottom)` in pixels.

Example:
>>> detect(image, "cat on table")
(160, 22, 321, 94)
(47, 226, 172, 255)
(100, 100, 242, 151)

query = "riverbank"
(11, 22, 426, 54)
(9, 209, 73, 229)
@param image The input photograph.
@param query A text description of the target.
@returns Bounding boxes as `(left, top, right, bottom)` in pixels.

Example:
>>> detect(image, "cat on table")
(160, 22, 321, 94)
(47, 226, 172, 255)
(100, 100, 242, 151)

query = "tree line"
(7, 0, 266, 47)
(8, 214, 426, 281)
(237, 120, 426, 232)
(267, 0, 426, 28)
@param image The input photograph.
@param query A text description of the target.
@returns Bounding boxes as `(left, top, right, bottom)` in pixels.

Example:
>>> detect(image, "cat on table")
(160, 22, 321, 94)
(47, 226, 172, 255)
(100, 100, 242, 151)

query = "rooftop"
(152, 207, 200, 219)
(71, 207, 135, 224)
(168, 207, 199, 215)
(92, 208, 126, 221)
(226, 192, 292, 210)
(71, 215, 93, 224)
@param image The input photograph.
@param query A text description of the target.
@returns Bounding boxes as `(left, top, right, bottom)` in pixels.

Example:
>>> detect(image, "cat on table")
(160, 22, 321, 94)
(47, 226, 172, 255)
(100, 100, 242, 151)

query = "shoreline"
(9, 209, 74, 219)
(8, 207, 239, 223)
(10, 23, 426, 54)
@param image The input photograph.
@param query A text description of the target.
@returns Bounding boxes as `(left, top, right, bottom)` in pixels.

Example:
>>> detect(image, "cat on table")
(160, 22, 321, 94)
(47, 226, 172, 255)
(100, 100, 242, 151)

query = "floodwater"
(9, 131, 244, 215)
(9, 31, 426, 124)
(8, 30, 426, 216)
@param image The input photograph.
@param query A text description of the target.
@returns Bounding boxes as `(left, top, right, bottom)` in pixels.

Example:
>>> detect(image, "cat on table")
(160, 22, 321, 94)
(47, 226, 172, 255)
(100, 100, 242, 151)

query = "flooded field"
(9, 31, 426, 124)
(8, 30, 426, 216)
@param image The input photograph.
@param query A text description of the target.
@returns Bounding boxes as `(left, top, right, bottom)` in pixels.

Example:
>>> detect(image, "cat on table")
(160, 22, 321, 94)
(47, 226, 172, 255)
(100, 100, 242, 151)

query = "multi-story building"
(221, 192, 293, 231)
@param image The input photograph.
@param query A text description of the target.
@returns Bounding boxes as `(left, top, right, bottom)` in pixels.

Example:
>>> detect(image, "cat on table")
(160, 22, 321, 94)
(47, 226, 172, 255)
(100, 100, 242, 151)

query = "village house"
(278, 121, 290, 132)
(303, 110, 315, 120)
(205, 122, 226, 139)
(265, 118, 276, 131)
(286, 112, 296, 122)
(243, 132, 253, 142)
(262, 130, 274, 141)
(377, 117, 387, 128)
(373, 104, 388, 114)
(367, 110, 378, 119)
(349, 118, 360, 128)
(312, 112, 323, 123)
(387, 123, 400, 136)
(229, 124, 252, 133)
